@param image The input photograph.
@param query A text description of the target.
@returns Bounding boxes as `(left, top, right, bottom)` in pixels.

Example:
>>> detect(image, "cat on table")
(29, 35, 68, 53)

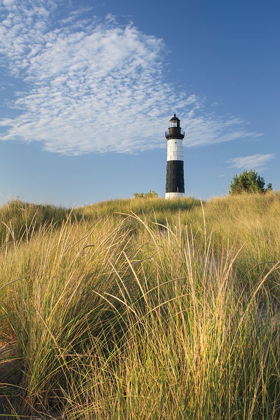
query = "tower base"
(165, 192, 184, 199)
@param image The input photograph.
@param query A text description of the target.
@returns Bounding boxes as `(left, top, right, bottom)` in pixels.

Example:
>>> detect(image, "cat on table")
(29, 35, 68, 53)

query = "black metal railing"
(165, 129, 185, 137)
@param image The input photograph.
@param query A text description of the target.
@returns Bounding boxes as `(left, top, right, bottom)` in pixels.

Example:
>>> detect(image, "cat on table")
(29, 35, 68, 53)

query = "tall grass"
(0, 194, 279, 418)
(0, 199, 83, 246)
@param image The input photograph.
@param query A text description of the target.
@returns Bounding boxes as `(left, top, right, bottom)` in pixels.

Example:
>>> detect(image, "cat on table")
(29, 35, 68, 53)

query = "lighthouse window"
(170, 122, 177, 127)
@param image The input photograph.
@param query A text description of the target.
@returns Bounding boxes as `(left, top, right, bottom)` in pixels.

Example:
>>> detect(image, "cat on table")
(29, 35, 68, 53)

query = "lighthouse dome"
(170, 114, 179, 121)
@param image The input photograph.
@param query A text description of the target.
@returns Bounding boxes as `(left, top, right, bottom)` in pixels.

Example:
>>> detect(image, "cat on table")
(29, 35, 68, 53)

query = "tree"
(266, 183, 273, 192)
(229, 170, 272, 195)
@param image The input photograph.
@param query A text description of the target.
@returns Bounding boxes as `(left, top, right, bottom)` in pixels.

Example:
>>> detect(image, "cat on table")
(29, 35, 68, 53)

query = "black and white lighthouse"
(165, 114, 185, 199)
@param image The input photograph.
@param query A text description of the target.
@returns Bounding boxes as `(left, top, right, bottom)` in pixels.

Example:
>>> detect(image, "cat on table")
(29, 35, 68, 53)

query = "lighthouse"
(165, 114, 185, 199)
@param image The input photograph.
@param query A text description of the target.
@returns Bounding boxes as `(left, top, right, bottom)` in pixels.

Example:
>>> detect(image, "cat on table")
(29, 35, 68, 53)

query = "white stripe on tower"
(165, 114, 185, 199)
(167, 139, 184, 161)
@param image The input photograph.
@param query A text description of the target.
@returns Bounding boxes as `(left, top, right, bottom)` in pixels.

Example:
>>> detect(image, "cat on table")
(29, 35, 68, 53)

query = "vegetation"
(0, 194, 279, 418)
(133, 190, 159, 198)
(230, 169, 273, 194)
(0, 198, 83, 246)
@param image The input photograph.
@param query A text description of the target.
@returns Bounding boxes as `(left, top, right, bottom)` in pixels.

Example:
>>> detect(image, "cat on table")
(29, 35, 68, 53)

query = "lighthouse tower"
(165, 114, 185, 199)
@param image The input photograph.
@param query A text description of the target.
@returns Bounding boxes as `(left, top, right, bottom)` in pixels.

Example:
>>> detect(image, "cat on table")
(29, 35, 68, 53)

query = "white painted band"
(165, 192, 185, 199)
(167, 139, 184, 161)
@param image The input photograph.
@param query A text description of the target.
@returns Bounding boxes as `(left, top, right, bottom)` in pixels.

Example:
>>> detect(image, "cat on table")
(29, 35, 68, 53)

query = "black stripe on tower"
(166, 160, 185, 193)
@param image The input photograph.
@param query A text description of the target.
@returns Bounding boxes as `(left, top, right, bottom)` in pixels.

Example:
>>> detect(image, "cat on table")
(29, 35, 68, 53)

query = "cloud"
(0, 1, 261, 155)
(227, 154, 275, 171)
(1, 0, 16, 6)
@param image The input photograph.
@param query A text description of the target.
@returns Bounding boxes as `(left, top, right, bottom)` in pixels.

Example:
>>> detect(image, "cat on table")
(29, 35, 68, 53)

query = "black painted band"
(166, 160, 185, 193)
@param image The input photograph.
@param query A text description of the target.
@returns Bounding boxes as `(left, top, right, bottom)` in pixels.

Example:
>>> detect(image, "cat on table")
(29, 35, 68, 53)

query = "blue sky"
(0, 0, 279, 205)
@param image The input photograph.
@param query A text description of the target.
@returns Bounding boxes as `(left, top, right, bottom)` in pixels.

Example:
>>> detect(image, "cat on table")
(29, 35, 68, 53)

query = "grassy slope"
(0, 194, 279, 418)
(0, 199, 83, 245)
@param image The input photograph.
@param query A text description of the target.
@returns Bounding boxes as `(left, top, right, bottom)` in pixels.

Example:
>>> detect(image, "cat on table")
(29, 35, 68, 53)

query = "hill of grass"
(0, 194, 279, 418)
(0, 199, 84, 246)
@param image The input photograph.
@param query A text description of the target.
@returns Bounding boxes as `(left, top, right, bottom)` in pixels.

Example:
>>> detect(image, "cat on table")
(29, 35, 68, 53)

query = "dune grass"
(0, 199, 84, 247)
(0, 194, 279, 418)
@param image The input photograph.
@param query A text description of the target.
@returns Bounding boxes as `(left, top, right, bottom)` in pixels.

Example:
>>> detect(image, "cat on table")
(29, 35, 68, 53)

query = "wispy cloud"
(227, 154, 275, 171)
(2, 0, 16, 6)
(0, 0, 261, 155)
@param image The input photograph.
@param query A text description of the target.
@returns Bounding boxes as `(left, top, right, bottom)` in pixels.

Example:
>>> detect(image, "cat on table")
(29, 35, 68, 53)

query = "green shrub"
(229, 169, 272, 194)
(133, 190, 158, 198)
